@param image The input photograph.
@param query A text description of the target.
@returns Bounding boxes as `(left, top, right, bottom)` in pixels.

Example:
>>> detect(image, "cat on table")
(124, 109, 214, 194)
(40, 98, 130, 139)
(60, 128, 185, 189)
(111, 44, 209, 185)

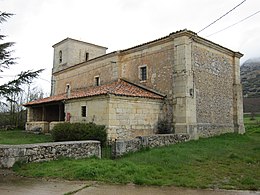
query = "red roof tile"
(24, 79, 164, 106)
(24, 93, 67, 106)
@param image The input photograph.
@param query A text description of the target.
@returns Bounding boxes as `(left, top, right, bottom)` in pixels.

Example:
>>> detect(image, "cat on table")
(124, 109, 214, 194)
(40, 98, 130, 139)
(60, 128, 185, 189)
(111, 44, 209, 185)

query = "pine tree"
(0, 12, 43, 103)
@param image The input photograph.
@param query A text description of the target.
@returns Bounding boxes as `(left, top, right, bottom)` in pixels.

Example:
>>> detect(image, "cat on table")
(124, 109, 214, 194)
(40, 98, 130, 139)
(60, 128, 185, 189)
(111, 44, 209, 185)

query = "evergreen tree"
(0, 12, 43, 103)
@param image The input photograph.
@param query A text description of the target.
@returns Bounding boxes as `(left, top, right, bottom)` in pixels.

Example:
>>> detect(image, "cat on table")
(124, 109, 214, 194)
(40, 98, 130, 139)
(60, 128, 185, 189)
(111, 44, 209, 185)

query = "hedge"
(51, 122, 107, 146)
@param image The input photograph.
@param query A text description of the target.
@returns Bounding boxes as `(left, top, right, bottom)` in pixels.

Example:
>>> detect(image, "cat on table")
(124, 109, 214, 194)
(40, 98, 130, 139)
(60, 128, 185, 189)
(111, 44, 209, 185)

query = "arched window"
(59, 50, 62, 63)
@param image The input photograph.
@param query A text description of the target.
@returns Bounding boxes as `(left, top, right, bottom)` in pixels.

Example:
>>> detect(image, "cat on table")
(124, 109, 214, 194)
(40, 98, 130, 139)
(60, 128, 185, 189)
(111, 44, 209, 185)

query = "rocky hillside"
(240, 58, 260, 98)
(241, 58, 260, 113)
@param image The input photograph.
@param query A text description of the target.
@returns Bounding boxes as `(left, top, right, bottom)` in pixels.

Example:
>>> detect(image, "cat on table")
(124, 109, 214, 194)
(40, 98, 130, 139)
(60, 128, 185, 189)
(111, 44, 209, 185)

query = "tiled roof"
(24, 79, 164, 106)
(23, 93, 67, 106)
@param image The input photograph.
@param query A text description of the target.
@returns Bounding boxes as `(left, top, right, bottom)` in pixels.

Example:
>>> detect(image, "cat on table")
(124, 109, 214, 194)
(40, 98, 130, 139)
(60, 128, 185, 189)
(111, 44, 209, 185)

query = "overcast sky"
(1, 0, 260, 94)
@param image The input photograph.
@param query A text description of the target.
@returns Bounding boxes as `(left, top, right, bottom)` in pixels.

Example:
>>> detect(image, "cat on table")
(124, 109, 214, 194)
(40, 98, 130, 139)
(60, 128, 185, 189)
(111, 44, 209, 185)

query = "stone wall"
(64, 95, 164, 140)
(197, 124, 234, 137)
(192, 43, 235, 137)
(112, 134, 190, 157)
(119, 41, 175, 127)
(120, 40, 174, 98)
(53, 38, 107, 73)
(65, 96, 109, 125)
(0, 140, 101, 168)
(108, 95, 163, 140)
(26, 121, 49, 133)
(53, 54, 118, 95)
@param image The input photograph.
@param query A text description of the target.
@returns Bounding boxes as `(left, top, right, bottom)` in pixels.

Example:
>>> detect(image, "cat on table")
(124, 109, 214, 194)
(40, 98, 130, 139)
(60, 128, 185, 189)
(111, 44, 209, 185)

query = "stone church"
(24, 29, 245, 140)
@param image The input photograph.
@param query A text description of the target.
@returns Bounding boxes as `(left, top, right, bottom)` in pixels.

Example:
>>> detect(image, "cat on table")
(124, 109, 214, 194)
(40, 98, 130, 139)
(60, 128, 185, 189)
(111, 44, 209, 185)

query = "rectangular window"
(81, 106, 87, 117)
(85, 52, 89, 61)
(65, 84, 70, 97)
(95, 76, 100, 86)
(140, 66, 147, 81)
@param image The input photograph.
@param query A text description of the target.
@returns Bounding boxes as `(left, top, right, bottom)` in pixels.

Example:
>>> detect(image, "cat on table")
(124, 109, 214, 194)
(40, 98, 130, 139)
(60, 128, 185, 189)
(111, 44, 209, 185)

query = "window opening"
(85, 52, 89, 61)
(95, 76, 100, 86)
(81, 106, 87, 117)
(140, 66, 147, 81)
(66, 84, 70, 97)
(59, 50, 62, 63)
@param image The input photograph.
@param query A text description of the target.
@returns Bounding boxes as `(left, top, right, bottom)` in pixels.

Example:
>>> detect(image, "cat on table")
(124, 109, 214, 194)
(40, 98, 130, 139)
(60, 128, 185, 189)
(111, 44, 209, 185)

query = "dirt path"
(0, 169, 259, 195)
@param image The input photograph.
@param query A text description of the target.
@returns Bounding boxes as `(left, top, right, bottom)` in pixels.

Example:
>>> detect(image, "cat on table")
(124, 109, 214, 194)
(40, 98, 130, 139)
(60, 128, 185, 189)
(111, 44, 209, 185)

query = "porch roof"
(24, 79, 165, 106)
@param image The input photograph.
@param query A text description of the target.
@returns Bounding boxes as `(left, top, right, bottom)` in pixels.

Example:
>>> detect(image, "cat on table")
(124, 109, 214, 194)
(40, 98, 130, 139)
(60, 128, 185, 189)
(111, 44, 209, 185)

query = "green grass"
(0, 129, 53, 145)
(13, 123, 260, 190)
(244, 114, 260, 125)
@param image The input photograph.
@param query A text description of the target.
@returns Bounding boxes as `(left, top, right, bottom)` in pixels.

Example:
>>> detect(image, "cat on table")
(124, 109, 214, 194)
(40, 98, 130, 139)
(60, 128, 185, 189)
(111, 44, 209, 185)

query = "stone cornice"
(170, 29, 243, 58)
(52, 37, 108, 49)
(192, 35, 243, 58)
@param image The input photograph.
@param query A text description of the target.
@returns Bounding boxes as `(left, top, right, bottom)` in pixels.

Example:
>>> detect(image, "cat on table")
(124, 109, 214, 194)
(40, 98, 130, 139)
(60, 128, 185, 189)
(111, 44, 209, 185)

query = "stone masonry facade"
(192, 41, 244, 137)
(25, 29, 245, 140)
(63, 95, 163, 140)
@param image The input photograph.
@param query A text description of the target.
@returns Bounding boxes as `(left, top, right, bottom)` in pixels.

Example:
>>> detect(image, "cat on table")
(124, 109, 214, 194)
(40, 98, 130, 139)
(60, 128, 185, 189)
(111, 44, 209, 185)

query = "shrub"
(157, 119, 171, 134)
(51, 122, 107, 146)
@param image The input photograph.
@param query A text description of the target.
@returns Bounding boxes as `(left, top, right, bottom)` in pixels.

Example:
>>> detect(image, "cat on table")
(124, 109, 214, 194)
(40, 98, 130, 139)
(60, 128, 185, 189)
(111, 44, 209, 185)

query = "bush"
(51, 122, 107, 146)
(157, 119, 171, 134)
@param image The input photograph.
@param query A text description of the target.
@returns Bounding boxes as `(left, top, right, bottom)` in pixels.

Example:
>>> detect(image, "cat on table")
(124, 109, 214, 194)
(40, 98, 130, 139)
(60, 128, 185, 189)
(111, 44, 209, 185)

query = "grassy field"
(244, 114, 260, 125)
(12, 120, 260, 190)
(0, 130, 53, 145)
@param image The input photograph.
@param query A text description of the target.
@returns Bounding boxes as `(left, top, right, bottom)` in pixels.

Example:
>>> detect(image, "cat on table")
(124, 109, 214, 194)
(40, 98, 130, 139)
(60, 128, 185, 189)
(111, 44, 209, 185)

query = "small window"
(140, 66, 147, 81)
(95, 76, 100, 86)
(66, 84, 70, 93)
(85, 52, 89, 61)
(65, 84, 70, 97)
(59, 50, 62, 63)
(81, 106, 87, 117)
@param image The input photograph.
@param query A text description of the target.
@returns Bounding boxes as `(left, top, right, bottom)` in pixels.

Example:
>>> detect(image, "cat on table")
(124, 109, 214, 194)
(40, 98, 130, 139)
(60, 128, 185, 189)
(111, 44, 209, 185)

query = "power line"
(206, 10, 260, 37)
(197, 0, 247, 34)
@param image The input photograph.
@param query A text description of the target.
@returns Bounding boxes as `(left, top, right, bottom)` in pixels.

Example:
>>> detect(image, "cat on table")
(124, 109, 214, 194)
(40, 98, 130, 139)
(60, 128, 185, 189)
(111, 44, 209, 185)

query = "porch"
(26, 102, 65, 133)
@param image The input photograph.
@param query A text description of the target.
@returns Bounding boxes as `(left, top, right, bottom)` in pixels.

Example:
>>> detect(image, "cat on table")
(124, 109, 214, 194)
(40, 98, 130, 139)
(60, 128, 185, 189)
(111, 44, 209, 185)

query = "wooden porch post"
(59, 103, 61, 121)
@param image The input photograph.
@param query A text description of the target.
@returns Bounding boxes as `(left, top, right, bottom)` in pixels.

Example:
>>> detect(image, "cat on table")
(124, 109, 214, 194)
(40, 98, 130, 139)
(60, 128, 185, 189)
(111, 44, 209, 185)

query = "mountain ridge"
(240, 57, 260, 98)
